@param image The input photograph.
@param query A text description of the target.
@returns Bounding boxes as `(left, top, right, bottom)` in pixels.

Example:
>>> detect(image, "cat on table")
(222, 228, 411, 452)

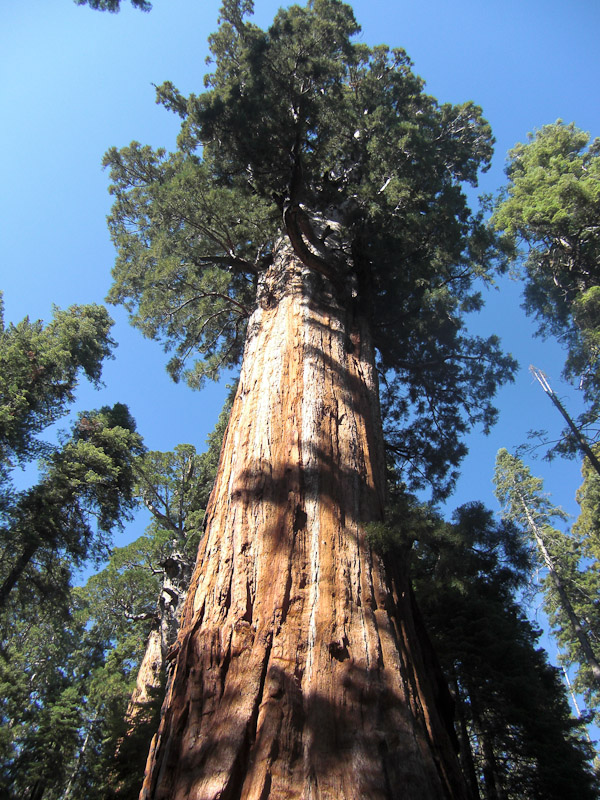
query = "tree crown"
(105, 0, 515, 497)
(492, 121, 600, 449)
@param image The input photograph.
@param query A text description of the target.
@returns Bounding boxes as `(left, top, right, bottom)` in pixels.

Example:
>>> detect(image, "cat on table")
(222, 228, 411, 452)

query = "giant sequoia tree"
(106, 2, 515, 796)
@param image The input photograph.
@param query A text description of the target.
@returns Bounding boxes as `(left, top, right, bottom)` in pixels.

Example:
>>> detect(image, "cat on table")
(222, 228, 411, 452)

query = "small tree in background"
(494, 448, 600, 719)
(0, 300, 144, 797)
(75, 0, 151, 12)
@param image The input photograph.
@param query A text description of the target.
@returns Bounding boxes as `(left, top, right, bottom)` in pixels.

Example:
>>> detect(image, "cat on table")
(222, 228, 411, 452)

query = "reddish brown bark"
(140, 239, 469, 799)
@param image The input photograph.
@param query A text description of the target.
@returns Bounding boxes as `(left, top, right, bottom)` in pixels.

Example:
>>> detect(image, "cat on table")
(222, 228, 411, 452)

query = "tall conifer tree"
(413, 501, 598, 800)
(494, 449, 600, 715)
(0, 302, 144, 798)
(492, 122, 600, 459)
(105, 2, 515, 796)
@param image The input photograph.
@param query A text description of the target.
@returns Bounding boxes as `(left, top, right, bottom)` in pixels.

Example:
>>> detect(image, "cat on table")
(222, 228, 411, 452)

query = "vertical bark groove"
(140, 239, 468, 800)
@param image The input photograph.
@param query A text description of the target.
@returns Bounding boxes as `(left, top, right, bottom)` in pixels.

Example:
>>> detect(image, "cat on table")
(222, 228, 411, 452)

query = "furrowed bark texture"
(125, 553, 193, 730)
(140, 240, 467, 800)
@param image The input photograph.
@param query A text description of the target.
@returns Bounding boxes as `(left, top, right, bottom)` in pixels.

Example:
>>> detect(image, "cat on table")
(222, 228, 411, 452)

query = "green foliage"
(575, 445, 600, 546)
(493, 448, 570, 533)
(0, 293, 143, 619)
(366, 487, 436, 556)
(0, 294, 146, 799)
(104, 145, 268, 388)
(0, 527, 160, 798)
(135, 443, 212, 553)
(0, 395, 231, 798)
(571, 446, 600, 712)
(0, 537, 159, 799)
(0, 599, 100, 799)
(105, 0, 516, 498)
(56, 403, 142, 533)
(0, 299, 114, 475)
(411, 501, 598, 800)
(493, 121, 600, 456)
(70, 537, 164, 798)
(0, 404, 144, 611)
(494, 448, 600, 721)
(74, 0, 151, 12)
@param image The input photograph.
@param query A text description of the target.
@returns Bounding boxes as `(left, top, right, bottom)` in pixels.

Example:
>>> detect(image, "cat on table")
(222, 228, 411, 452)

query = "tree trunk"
(466, 683, 504, 800)
(450, 672, 481, 800)
(530, 366, 600, 478)
(64, 714, 98, 800)
(0, 540, 37, 608)
(140, 238, 469, 799)
(124, 552, 192, 731)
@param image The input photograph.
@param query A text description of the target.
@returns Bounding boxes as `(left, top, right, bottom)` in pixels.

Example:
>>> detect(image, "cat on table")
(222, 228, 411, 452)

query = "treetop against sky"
(1, 0, 598, 516)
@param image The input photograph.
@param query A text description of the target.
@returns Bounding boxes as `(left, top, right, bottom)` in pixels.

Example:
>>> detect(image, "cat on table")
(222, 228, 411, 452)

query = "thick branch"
(124, 609, 159, 622)
(0, 541, 38, 609)
(283, 203, 342, 286)
(142, 498, 180, 535)
(191, 254, 259, 277)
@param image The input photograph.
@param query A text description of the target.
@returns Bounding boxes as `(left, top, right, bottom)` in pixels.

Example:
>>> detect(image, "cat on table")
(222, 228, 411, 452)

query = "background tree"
(0, 403, 230, 800)
(1, 533, 160, 800)
(0, 403, 144, 799)
(0, 300, 144, 797)
(74, 535, 175, 800)
(411, 501, 598, 800)
(529, 366, 600, 477)
(494, 448, 600, 719)
(0, 298, 143, 609)
(0, 298, 114, 486)
(74, 0, 151, 12)
(571, 445, 600, 717)
(0, 403, 143, 610)
(492, 121, 600, 458)
(1, 474, 191, 800)
(0, 598, 93, 799)
(105, 1, 516, 797)
(575, 445, 600, 545)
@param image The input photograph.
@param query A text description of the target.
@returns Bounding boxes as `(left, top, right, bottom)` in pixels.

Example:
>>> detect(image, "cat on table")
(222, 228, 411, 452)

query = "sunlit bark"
(124, 552, 192, 730)
(140, 239, 468, 799)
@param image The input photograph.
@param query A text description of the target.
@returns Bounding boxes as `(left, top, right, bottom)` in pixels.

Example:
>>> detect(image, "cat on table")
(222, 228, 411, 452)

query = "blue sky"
(1, 0, 598, 545)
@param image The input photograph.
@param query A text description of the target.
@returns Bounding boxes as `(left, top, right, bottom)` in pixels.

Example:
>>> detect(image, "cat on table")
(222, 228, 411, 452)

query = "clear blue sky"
(1, 0, 598, 540)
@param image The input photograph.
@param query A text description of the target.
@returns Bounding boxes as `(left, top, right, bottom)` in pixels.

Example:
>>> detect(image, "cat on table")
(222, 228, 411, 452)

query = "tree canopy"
(105, 0, 515, 498)
(74, 0, 151, 12)
(413, 501, 598, 800)
(494, 448, 600, 719)
(0, 301, 143, 611)
(0, 402, 143, 612)
(0, 298, 114, 480)
(492, 121, 600, 456)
